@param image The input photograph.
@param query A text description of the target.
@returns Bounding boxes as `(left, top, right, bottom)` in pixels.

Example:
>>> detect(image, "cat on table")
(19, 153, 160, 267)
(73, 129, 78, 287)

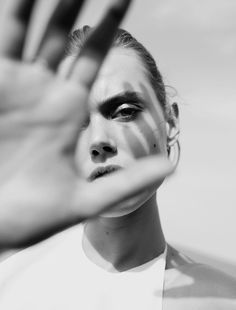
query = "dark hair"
(65, 26, 169, 118)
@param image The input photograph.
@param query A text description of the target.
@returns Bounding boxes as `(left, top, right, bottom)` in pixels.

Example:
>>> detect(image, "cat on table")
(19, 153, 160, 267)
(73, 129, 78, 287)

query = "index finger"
(67, 0, 132, 88)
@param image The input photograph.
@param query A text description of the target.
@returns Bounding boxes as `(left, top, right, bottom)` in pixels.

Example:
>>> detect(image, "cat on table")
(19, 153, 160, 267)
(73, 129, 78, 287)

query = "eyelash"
(111, 104, 143, 121)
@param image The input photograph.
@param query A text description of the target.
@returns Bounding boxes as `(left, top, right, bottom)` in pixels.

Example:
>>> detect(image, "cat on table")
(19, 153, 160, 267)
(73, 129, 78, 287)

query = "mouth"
(88, 165, 122, 182)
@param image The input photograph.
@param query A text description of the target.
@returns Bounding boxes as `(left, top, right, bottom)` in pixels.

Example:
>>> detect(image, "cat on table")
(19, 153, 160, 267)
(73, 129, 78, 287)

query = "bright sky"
(0, 0, 235, 273)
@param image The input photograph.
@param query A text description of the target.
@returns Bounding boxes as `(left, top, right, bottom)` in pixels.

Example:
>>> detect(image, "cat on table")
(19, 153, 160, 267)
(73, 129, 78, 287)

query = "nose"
(90, 142, 117, 158)
(89, 116, 117, 161)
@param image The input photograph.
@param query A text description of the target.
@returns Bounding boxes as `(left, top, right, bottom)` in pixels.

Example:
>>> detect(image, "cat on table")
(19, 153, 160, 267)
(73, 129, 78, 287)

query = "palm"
(0, 59, 90, 243)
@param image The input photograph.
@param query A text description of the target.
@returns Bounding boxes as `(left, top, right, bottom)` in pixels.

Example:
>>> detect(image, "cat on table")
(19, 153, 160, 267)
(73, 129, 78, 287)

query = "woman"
(0, 0, 235, 309)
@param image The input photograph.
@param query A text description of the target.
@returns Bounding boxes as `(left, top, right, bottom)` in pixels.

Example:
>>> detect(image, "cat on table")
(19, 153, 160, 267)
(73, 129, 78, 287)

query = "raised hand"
(0, 0, 173, 248)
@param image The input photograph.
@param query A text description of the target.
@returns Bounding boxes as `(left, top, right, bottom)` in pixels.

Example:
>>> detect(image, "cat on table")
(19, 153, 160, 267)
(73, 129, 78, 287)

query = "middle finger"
(29, 0, 85, 70)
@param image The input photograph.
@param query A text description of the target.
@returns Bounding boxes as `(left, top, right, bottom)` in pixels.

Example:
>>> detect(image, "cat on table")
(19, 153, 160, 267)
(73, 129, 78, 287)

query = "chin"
(100, 188, 156, 218)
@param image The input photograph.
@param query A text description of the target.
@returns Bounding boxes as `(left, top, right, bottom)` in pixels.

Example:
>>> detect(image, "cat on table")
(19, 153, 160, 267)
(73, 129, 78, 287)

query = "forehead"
(60, 47, 160, 110)
(90, 47, 153, 105)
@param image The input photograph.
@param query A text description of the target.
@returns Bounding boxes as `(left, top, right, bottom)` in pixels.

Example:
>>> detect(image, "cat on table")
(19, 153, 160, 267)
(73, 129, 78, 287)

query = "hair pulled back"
(65, 26, 169, 117)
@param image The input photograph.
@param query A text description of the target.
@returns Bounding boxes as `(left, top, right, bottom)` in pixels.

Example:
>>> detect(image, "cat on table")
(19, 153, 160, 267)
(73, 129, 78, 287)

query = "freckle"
(106, 231, 109, 236)
(153, 144, 156, 148)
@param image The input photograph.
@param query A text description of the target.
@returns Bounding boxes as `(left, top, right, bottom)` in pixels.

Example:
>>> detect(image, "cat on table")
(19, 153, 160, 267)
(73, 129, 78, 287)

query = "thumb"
(72, 156, 174, 218)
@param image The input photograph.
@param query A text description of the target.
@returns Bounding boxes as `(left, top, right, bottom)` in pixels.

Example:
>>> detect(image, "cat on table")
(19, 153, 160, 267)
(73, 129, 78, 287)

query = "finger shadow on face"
(121, 124, 148, 159)
(139, 83, 167, 153)
(120, 82, 166, 158)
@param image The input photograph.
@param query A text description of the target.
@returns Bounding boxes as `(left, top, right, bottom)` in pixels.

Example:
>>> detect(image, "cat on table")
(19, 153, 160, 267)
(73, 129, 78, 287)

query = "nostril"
(90, 144, 117, 157)
(103, 146, 114, 153)
(92, 150, 100, 156)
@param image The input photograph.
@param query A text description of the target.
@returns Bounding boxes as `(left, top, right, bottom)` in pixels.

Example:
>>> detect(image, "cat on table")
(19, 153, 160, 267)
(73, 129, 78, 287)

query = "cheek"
(121, 125, 148, 159)
(129, 112, 166, 157)
(141, 111, 167, 154)
(120, 118, 165, 159)
(138, 120, 162, 155)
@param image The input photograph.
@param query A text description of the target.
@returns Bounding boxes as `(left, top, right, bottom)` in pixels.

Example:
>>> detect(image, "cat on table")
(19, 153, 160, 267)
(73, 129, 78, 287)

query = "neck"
(83, 194, 165, 272)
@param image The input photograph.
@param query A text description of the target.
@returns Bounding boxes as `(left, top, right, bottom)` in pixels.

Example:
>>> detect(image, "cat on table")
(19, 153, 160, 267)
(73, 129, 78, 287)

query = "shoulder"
(163, 245, 236, 310)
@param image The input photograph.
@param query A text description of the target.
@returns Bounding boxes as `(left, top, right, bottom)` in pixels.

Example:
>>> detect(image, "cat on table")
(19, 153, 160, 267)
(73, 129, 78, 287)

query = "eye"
(111, 104, 142, 121)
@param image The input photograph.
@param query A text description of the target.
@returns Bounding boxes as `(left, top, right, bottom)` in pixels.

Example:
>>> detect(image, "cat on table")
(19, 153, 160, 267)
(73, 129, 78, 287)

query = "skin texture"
(74, 47, 168, 217)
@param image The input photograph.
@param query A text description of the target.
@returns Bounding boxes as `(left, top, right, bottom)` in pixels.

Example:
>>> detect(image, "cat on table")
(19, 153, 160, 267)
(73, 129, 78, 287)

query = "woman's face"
(64, 47, 167, 216)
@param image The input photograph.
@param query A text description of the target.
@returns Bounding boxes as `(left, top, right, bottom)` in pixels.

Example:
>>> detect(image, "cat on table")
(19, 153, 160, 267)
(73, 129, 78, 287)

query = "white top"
(0, 225, 167, 310)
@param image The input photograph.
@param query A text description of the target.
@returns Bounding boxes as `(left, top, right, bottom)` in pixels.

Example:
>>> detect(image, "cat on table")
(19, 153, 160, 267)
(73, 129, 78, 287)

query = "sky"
(0, 0, 235, 273)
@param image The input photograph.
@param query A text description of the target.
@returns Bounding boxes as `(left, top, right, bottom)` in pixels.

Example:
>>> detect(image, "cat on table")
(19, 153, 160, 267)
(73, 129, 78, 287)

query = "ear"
(166, 102, 180, 168)
(166, 102, 180, 147)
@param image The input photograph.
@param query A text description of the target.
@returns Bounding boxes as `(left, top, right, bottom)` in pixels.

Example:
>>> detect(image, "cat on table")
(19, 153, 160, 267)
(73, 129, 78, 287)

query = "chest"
(0, 230, 166, 310)
(0, 261, 164, 310)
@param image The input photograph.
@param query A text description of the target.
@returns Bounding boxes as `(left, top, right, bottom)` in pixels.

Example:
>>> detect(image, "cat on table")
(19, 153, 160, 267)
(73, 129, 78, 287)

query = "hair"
(65, 25, 171, 120)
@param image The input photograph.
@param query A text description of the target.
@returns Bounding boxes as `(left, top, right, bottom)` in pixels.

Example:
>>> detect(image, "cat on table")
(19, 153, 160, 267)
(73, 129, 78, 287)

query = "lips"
(88, 165, 122, 182)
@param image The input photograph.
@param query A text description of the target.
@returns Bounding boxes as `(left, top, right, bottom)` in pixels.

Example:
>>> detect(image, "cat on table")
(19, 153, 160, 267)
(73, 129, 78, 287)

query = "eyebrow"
(98, 91, 145, 115)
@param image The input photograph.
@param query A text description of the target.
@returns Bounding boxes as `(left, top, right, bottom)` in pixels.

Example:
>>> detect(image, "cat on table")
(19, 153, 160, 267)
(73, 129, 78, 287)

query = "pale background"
(1, 0, 236, 276)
